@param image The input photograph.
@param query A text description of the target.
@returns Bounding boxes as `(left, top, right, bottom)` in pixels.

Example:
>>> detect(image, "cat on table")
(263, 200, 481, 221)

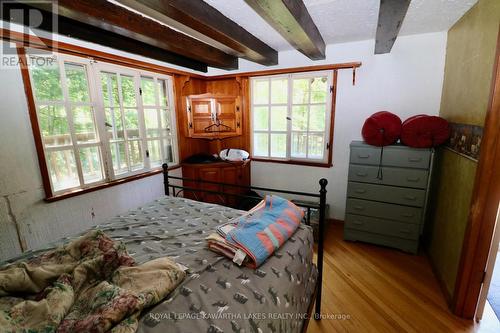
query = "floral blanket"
(0, 230, 185, 333)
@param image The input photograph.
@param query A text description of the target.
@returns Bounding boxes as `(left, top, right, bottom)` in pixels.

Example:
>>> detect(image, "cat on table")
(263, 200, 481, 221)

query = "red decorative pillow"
(401, 115, 450, 148)
(362, 111, 402, 146)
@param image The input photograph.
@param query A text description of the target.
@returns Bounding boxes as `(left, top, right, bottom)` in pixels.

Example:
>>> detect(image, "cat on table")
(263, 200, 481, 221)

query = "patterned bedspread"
(3, 196, 318, 333)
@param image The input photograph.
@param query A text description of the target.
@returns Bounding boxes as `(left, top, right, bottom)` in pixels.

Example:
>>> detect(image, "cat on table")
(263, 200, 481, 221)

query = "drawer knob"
(356, 172, 368, 177)
(355, 189, 367, 194)
(406, 177, 420, 182)
(357, 154, 370, 159)
(401, 213, 415, 218)
(353, 206, 365, 211)
(404, 195, 417, 200)
(408, 157, 422, 162)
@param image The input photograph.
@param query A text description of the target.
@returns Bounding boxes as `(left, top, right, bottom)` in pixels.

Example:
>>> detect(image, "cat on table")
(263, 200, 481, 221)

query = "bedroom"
(0, 0, 499, 332)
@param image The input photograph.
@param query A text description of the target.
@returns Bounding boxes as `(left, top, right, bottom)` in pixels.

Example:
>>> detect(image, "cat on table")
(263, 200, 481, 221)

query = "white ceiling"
(204, 0, 478, 52)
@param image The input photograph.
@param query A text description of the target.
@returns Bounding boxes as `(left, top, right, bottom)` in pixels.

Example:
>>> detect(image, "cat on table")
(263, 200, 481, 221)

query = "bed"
(0, 164, 328, 333)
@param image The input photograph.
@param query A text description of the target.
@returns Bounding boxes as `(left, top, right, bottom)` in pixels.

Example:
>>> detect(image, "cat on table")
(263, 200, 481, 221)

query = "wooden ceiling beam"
(244, 0, 325, 60)
(2, 2, 208, 72)
(117, 0, 278, 66)
(15, 0, 238, 70)
(375, 0, 411, 54)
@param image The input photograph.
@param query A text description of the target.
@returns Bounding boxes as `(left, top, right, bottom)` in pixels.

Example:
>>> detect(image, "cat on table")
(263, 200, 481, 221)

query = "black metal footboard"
(162, 164, 327, 320)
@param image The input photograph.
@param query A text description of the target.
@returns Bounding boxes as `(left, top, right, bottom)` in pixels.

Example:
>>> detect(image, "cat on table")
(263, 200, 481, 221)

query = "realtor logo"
(0, 0, 58, 68)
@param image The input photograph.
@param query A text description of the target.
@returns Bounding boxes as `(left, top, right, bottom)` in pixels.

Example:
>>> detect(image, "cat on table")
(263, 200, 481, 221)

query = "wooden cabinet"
(181, 160, 250, 207)
(187, 94, 242, 139)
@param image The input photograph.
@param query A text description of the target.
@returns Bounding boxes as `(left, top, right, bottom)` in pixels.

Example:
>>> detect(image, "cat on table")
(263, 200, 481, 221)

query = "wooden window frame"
(17, 47, 180, 202)
(250, 70, 337, 167)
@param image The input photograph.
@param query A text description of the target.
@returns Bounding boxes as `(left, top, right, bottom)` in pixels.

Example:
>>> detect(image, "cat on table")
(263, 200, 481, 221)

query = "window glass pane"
(121, 75, 137, 107)
(65, 63, 89, 103)
(308, 134, 324, 159)
(30, 57, 63, 101)
(164, 138, 174, 163)
(147, 139, 161, 167)
(311, 77, 327, 103)
(38, 105, 71, 147)
(105, 108, 124, 140)
(271, 79, 287, 104)
(158, 79, 169, 107)
(270, 106, 287, 131)
(253, 80, 269, 104)
(141, 77, 156, 106)
(73, 106, 97, 143)
(47, 149, 79, 191)
(160, 109, 171, 136)
(100, 72, 119, 107)
(309, 105, 326, 131)
(124, 109, 140, 138)
(291, 132, 307, 158)
(253, 133, 269, 157)
(292, 78, 309, 104)
(110, 141, 127, 175)
(144, 109, 159, 138)
(128, 140, 143, 170)
(292, 105, 308, 131)
(253, 106, 268, 130)
(270, 133, 286, 158)
(79, 146, 103, 184)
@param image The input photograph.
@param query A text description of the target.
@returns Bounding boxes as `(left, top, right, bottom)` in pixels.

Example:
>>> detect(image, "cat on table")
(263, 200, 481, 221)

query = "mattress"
(3, 196, 318, 333)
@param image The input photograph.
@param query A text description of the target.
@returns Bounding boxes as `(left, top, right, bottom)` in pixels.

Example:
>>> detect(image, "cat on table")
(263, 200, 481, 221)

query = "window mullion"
(58, 59, 85, 187)
(136, 75, 150, 170)
(286, 74, 292, 160)
(116, 74, 132, 173)
(166, 78, 178, 165)
(267, 78, 271, 158)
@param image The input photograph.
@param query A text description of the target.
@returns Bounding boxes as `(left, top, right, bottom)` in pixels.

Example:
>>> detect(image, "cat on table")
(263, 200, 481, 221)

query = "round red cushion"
(401, 115, 450, 148)
(362, 111, 402, 146)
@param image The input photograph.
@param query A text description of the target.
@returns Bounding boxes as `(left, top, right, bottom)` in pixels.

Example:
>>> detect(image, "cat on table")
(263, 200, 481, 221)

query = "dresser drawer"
(382, 147, 431, 169)
(348, 164, 429, 189)
(344, 229, 419, 254)
(350, 142, 431, 169)
(347, 182, 426, 207)
(345, 214, 420, 240)
(350, 146, 381, 165)
(346, 198, 422, 224)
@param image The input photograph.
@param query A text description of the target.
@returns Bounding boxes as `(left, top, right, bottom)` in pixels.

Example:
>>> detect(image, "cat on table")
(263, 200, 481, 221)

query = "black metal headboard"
(162, 164, 327, 319)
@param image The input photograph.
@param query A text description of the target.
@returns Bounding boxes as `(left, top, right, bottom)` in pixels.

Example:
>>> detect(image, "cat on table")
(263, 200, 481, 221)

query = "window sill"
(251, 158, 332, 168)
(44, 164, 181, 203)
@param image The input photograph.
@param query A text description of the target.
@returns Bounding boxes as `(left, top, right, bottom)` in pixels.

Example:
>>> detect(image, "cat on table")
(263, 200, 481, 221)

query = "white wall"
(0, 41, 181, 260)
(210, 32, 448, 220)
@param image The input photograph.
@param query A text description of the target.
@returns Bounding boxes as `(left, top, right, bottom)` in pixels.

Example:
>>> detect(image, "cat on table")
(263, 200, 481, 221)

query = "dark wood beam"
(2, 2, 208, 72)
(117, 0, 278, 66)
(244, 0, 325, 60)
(16, 0, 238, 69)
(375, 0, 411, 54)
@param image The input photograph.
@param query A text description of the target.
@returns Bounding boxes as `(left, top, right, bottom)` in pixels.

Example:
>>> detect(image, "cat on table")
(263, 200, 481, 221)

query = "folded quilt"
(0, 230, 185, 333)
(224, 195, 304, 268)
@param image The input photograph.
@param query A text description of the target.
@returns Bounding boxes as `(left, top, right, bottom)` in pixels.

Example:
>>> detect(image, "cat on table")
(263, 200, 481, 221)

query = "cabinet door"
(222, 166, 239, 207)
(188, 97, 214, 137)
(215, 97, 241, 136)
(199, 167, 223, 204)
(181, 166, 197, 200)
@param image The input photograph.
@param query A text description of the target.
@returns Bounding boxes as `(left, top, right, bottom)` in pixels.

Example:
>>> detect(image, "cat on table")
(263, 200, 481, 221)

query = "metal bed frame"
(162, 164, 328, 320)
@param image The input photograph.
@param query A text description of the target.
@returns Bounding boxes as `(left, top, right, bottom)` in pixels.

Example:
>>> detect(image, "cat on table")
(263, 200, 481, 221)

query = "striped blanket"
(225, 195, 304, 268)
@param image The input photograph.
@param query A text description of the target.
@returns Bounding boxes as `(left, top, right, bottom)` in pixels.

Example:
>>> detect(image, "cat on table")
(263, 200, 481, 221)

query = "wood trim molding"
(452, 27, 500, 319)
(251, 158, 331, 168)
(1, 29, 206, 78)
(208, 62, 362, 80)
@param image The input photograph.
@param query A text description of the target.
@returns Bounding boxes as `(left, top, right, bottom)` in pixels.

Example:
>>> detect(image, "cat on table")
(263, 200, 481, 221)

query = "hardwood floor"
(307, 223, 500, 333)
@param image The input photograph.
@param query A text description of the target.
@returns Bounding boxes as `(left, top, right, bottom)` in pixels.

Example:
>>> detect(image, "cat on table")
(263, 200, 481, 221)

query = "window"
(251, 71, 333, 164)
(27, 51, 178, 196)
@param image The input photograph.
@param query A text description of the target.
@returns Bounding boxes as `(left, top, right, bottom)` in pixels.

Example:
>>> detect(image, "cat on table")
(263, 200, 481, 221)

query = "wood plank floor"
(307, 223, 500, 333)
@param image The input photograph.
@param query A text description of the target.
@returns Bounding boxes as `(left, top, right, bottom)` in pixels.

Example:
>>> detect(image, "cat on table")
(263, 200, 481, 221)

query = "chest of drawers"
(344, 141, 434, 253)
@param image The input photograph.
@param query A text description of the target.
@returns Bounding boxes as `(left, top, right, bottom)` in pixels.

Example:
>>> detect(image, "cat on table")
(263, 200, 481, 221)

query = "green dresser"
(344, 141, 434, 253)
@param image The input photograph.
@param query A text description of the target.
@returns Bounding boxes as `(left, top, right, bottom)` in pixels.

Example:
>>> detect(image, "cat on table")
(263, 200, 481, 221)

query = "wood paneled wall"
(174, 75, 251, 162)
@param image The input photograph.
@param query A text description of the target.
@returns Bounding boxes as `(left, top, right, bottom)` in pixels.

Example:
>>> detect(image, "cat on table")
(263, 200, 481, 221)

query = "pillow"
(401, 115, 450, 148)
(361, 111, 402, 146)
